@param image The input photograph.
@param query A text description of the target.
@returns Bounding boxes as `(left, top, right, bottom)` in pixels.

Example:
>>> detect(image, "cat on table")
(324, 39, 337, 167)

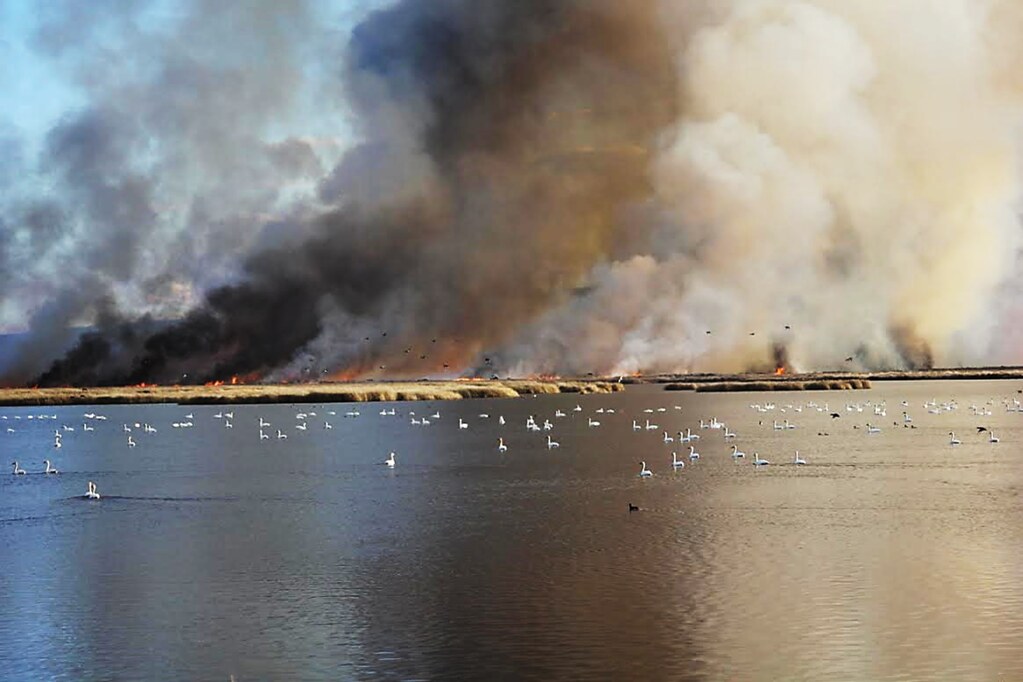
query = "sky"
(0, 1, 385, 152)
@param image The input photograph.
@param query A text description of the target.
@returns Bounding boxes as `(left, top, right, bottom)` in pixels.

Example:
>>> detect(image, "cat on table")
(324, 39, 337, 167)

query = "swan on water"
(11, 461, 26, 475)
(498, 438, 508, 453)
(546, 435, 559, 449)
(85, 481, 100, 500)
(638, 461, 653, 478)
(794, 451, 807, 465)
(688, 445, 700, 460)
(753, 453, 770, 467)
(989, 431, 1000, 443)
(44, 459, 59, 474)
(672, 452, 685, 469)
(949, 432, 961, 445)
(384, 452, 396, 468)
(730, 445, 746, 459)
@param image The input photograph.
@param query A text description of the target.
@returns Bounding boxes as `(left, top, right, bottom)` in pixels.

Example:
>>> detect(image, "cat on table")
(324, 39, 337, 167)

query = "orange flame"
(774, 366, 786, 376)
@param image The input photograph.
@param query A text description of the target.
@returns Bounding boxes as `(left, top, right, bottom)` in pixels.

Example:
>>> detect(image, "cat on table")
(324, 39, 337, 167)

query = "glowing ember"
(774, 366, 786, 376)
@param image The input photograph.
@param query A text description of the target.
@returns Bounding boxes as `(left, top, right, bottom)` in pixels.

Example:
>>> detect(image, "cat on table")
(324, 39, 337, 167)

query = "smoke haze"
(3, 0, 1023, 385)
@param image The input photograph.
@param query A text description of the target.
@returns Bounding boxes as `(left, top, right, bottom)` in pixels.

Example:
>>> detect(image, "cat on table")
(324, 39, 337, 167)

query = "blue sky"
(0, 0, 392, 159)
(0, 0, 83, 151)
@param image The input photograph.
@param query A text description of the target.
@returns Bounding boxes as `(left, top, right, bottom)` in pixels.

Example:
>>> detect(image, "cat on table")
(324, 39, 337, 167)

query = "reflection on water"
(1, 381, 1023, 679)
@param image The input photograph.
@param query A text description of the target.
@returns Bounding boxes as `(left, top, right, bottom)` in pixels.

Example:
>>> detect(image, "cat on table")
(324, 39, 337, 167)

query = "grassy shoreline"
(639, 366, 1023, 392)
(0, 379, 623, 407)
(2, 366, 1021, 406)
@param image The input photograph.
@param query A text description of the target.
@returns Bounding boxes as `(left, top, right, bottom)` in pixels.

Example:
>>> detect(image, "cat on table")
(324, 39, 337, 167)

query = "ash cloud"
(5, 0, 1023, 386)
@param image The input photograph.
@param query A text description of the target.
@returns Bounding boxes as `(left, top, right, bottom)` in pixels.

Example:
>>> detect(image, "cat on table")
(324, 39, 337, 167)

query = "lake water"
(2, 380, 1023, 680)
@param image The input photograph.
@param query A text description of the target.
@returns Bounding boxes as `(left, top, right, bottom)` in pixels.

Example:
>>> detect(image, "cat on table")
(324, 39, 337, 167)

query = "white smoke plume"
(506, 0, 1023, 374)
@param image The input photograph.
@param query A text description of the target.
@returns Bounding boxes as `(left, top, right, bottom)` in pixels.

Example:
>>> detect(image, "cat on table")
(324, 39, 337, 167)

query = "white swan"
(663, 431, 673, 443)
(644, 419, 657, 430)
(458, 419, 468, 430)
(384, 452, 396, 468)
(632, 420, 641, 431)
(11, 461, 26, 475)
(989, 431, 1000, 443)
(723, 427, 736, 440)
(324, 422, 333, 430)
(498, 438, 508, 453)
(671, 452, 685, 469)
(588, 418, 601, 427)
(546, 435, 559, 449)
(638, 461, 653, 478)
(794, 451, 807, 465)
(499, 415, 506, 425)
(44, 459, 59, 474)
(949, 432, 961, 445)
(866, 424, 880, 434)
(730, 445, 746, 459)
(688, 445, 700, 461)
(127, 436, 136, 447)
(753, 452, 770, 467)
(276, 429, 288, 440)
(259, 430, 269, 440)
(85, 481, 100, 500)
(295, 422, 308, 431)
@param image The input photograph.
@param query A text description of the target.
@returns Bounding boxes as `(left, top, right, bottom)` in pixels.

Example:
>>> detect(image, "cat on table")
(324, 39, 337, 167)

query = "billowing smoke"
(4, 0, 1023, 386)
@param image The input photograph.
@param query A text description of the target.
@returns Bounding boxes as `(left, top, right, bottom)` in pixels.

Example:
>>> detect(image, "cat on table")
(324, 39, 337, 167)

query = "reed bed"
(0, 379, 622, 407)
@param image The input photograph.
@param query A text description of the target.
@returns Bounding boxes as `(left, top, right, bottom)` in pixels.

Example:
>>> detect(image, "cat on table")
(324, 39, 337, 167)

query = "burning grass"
(0, 379, 623, 407)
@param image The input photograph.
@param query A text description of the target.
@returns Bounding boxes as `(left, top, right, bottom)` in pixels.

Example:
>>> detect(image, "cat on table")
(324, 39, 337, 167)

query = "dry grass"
(0, 379, 623, 407)
(692, 379, 871, 392)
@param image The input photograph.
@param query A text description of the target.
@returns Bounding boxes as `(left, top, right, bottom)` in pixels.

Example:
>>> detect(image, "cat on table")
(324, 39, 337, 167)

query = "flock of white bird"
(5, 390, 1019, 503)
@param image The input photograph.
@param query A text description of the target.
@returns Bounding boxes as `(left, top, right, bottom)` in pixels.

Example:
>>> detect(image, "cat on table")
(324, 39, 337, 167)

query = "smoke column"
(3, 0, 1023, 386)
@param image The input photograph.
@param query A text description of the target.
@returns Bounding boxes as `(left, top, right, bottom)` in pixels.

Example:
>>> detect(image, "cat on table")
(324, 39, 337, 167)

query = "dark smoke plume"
(26, 0, 678, 386)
